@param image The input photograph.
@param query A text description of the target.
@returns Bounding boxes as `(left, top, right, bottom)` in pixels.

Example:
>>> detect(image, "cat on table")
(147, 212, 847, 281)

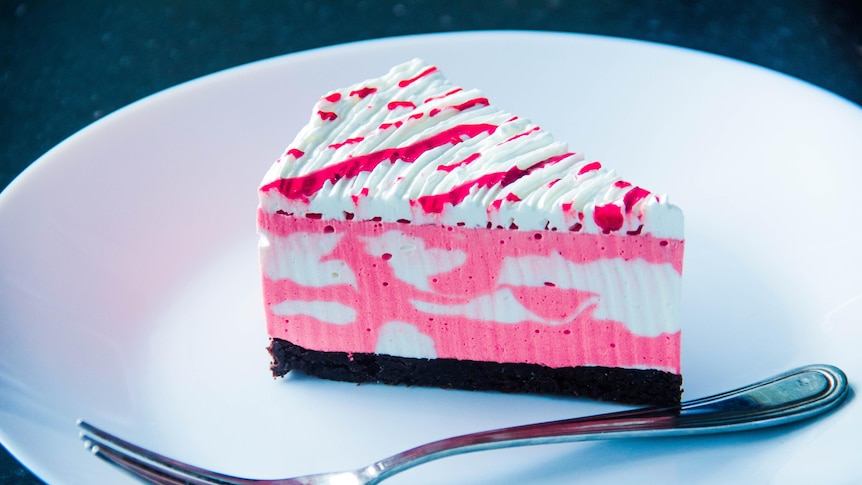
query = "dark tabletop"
(1, 1, 860, 483)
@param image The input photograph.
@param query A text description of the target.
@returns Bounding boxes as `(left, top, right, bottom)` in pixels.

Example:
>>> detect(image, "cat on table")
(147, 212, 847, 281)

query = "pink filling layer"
(259, 212, 683, 374)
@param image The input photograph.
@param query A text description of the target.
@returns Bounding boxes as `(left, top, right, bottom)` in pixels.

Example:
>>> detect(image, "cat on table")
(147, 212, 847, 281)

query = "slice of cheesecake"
(258, 59, 684, 405)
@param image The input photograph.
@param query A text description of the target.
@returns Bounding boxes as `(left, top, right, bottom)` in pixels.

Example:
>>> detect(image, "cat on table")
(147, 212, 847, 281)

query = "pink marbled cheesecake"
(257, 60, 684, 405)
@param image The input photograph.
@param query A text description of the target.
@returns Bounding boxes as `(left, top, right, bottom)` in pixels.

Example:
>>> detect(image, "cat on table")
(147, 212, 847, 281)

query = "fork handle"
(363, 364, 847, 483)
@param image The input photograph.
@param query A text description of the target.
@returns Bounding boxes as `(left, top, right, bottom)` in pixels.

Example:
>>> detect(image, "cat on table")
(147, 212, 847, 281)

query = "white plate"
(2, 31, 861, 484)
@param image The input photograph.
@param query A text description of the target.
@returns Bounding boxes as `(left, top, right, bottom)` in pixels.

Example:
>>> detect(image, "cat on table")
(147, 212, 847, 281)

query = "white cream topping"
(259, 59, 683, 239)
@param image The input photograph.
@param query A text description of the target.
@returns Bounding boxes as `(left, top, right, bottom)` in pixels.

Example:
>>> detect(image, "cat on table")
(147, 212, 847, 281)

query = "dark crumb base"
(269, 338, 682, 406)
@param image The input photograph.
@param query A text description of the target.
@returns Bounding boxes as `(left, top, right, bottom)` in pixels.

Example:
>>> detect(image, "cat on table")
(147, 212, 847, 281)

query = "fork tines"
(77, 420, 249, 485)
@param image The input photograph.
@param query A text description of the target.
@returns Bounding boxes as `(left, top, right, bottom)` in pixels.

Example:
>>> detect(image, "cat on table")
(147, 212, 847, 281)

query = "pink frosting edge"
(259, 212, 682, 374)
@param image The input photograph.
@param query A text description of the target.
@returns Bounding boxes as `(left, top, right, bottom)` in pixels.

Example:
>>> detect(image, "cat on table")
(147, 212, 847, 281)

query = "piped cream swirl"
(259, 59, 682, 238)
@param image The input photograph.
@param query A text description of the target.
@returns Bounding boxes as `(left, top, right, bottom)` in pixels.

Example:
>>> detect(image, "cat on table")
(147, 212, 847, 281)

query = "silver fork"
(79, 364, 848, 485)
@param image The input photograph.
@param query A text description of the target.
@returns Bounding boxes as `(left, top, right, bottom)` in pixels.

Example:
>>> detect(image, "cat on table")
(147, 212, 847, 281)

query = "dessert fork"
(79, 364, 847, 485)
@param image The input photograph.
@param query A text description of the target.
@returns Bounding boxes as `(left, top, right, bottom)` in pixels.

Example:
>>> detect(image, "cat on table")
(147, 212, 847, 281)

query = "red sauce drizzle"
(561, 202, 574, 212)
(416, 153, 571, 214)
(261, 124, 497, 200)
(388, 101, 417, 110)
(623, 186, 651, 212)
(489, 192, 522, 210)
(548, 178, 561, 187)
(499, 126, 540, 145)
(398, 66, 438, 88)
(437, 152, 481, 172)
(286, 148, 305, 158)
(423, 88, 462, 103)
(578, 161, 602, 175)
(318, 110, 337, 121)
(324, 93, 342, 103)
(351, 187, 370, 205)
(328, 137, 365, 150)
(349, 87, 377, 98)
(593, 204, 624, 232)
(614, 180, 632, 188)
(451, 98, 490, 111)
(378, 112, 424, 131)
(379, 121, 403, 130)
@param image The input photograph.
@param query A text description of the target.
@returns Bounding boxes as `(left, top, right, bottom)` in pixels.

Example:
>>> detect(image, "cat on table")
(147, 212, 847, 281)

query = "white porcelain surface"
(1, 31, 860, 484)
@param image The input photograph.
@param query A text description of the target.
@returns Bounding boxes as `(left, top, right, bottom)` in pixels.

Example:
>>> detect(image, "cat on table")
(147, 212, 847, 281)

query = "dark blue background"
(1, 1, 860, 482)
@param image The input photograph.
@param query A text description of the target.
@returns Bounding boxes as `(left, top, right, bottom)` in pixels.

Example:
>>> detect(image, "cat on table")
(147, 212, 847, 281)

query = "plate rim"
(2, 29, 861, 484)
